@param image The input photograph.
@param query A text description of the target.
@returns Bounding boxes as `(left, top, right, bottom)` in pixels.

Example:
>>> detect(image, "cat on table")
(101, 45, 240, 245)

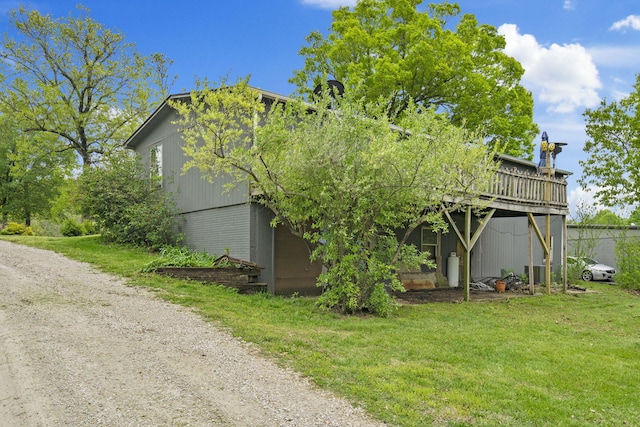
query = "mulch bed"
(393, 286, 538, 304)
(394, 283, 599, 304)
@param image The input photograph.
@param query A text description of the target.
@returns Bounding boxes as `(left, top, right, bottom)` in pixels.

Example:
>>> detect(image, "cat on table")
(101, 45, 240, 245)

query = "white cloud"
(567, 186, 617, 220)
(586, 46, 640, 101)
(610, 15, 640, 32)
(499, 24, 602, 114)
(300, 0, 357, 9)
(563, 0, 576, 11)
(568, 185, 637, 219)
(568, 186, 595, 219)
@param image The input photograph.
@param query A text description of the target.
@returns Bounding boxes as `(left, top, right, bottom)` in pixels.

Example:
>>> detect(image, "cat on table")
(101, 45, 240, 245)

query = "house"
(124, 88, 571, 300)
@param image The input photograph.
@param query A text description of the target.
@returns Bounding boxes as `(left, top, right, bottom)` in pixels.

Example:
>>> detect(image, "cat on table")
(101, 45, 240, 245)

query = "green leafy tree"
(0, 5, 174, 166)
(567, 201, 603, 282)
(590, 209, 625, 226)
(171, 79, 499, 315)
(0, 115, 74, 225)
(290, 0, 538, 157)
(580, 74, 640, 207)
(48, 177, 81, 223)
(615, 236, 640, 290)
(628, 206, 640, 225)
(77, 150, 180, 248)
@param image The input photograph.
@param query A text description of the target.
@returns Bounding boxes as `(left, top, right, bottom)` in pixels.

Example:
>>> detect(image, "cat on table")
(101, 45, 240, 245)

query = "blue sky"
(2, 0, 640, 217)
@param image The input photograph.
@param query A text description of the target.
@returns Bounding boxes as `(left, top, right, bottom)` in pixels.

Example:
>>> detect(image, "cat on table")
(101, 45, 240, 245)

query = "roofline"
(123, 92, 187, 148)
(124, 88, 572, 178)
(123, 86, 292, 148)
(567, 223, 638, 230)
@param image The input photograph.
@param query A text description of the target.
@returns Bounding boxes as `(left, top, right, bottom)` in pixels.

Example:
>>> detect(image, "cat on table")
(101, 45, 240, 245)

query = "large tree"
(0, 115, 75, 225)
(580, 74, 640, 207)
(290, 0, 538, 157)
(0, 5, 173, 166)
(171, 79, 499, 315)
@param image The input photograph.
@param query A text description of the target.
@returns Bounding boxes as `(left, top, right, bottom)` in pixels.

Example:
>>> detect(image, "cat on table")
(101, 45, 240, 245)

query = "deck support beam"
(527, 212, 551, 294)
(444, 207, 496, 301)
(562, 214, 567, 292)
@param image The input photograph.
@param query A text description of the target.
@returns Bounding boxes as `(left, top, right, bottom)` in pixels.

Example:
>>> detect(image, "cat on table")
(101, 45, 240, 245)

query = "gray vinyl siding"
(472, 216, 564, 280)
(160, 107, 249, 212)
(180, 204, 251, 260)
(179, 203, 276, 289)
(133, 107, 250, 214)
(400, 214, 565, 282)
(129, 101, 263, 282)
(130, 108, 176, 173)
(169, 158, 249, 214)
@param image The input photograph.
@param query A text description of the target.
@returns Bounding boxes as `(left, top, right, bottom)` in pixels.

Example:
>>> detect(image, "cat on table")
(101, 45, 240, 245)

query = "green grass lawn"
(3, 235, 639, 426)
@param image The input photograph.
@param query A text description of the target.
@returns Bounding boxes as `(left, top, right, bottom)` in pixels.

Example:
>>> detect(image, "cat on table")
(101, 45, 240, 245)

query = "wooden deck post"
(545, 213, 551, 295)
(444, 206, 496, 302)
(464, 206, 471, 302)
(562, 214, 568, 292)
(528, 219, 535, 294)
(544, 146, 553, 295)
(527, 212, 550, 290)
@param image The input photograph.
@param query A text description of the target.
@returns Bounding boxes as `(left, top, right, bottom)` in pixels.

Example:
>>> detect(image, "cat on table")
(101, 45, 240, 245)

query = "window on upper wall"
(421, 226, 441, 264)
(150, 144, 163, 186)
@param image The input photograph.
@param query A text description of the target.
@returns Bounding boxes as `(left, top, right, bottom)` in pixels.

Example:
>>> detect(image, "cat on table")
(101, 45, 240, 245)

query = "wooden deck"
(482, 167, 569, 215)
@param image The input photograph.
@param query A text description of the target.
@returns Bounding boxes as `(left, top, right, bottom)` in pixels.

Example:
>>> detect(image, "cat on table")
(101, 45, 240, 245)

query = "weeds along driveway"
(0, 240, 384, 426)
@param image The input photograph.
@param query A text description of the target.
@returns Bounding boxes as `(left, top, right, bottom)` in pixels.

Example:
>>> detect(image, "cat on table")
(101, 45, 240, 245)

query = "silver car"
(567, 256, 616, 281)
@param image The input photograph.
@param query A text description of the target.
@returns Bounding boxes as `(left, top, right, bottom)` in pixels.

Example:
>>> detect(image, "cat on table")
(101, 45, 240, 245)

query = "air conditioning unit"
(524, 265, 546, 284)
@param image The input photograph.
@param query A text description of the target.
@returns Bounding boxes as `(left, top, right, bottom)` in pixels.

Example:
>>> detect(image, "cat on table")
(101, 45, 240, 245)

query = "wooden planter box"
(155, 267, 266, 294)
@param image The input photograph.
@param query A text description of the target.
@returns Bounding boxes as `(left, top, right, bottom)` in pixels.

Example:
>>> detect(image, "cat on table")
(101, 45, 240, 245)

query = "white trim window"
(421, 226, 441, 264)
(150, 144, 163, 185)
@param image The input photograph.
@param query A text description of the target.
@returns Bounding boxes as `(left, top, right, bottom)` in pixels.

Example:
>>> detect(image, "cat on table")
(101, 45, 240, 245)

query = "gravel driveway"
(0, 240, 385, 426)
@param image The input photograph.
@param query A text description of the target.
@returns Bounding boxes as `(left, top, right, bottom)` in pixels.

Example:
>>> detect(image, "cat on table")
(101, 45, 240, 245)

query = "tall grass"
(3, 235, 639, 426)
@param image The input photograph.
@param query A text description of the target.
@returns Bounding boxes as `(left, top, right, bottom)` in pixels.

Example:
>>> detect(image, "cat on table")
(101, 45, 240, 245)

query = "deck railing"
(485, 167, 568, 209)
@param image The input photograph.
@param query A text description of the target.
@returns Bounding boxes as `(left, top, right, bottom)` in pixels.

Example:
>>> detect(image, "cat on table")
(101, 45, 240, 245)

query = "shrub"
(81, 220, 97, 235)
(60, 218, 84, 236)
(615, 236, 640, 290)
(142, 246, 216, 272)
(316, 235, 427, 317)
(30, 218, 63, 236)
(0, 222, 35, 236)
(77, 151, 180, 249)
